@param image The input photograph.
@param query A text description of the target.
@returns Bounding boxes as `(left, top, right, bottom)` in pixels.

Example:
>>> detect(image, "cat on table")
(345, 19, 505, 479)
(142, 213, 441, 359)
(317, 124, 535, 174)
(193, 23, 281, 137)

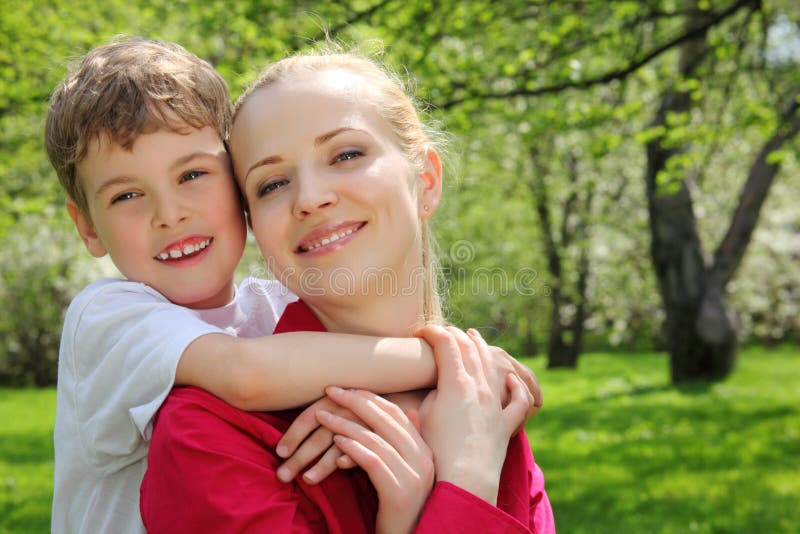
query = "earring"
(423, 205, 429, 212)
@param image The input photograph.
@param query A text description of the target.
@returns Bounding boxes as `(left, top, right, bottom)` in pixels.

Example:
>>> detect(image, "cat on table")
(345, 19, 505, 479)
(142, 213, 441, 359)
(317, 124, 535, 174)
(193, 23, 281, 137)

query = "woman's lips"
(296, 222, 366, 254)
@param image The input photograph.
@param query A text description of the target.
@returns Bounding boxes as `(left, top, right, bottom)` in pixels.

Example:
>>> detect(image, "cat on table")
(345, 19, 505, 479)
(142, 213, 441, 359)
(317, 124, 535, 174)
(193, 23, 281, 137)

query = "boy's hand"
(276, 396, 360, 484)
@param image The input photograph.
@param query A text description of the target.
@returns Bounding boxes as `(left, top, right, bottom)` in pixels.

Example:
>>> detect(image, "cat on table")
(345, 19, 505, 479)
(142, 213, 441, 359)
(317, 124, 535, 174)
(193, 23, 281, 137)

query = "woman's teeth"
(301, 227, 357, 252)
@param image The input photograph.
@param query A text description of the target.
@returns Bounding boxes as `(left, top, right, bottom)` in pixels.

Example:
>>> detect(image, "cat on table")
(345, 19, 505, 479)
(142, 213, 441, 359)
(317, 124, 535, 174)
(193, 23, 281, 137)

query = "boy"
(45, 36, 538, 533)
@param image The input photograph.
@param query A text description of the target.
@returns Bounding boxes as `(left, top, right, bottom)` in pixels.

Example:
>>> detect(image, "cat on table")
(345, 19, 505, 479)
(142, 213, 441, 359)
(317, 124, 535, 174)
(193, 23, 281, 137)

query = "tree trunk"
(645, 4, 800, 382)
(530, 147, 590, 369)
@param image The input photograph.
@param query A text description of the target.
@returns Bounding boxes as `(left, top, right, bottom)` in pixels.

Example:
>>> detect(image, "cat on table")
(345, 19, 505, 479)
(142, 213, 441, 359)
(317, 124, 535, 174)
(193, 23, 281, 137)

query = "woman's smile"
(296, 221, 366, 255)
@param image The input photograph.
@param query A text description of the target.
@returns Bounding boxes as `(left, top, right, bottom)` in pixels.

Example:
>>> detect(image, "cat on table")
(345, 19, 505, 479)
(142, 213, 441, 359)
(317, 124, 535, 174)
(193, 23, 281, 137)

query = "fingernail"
(327, 386, 344, 396)
(276, 444, 289, 458)
(467, 328, 480, 337)
(277, 466, 291, 482)
(303, 470, 317, 483)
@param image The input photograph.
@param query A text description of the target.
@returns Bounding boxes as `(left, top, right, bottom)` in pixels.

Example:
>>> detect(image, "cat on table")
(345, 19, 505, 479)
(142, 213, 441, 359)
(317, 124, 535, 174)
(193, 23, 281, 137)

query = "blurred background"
(0, 0, 798, 532)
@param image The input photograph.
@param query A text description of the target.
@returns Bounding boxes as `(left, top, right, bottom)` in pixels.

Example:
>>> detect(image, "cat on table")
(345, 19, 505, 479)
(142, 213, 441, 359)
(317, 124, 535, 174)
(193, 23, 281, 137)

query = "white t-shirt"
(51, 277, 296, 534)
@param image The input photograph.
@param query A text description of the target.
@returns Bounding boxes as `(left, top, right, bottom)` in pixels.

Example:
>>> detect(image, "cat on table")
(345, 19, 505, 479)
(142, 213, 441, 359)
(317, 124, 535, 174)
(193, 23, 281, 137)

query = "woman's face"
(230, 69, 433, 302)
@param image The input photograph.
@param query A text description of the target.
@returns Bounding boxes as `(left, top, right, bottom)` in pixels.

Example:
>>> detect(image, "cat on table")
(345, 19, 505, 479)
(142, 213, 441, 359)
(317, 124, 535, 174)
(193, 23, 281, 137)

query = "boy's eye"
(111, 191, 139, 204)
(181, 170, 205, 182)
(332, 150, 364, 164)
(257, 179, 289, 198)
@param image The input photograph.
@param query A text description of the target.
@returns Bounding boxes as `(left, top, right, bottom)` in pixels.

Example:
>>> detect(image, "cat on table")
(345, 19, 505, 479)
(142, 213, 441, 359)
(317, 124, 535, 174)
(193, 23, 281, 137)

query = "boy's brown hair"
(45, 35, 232, 216)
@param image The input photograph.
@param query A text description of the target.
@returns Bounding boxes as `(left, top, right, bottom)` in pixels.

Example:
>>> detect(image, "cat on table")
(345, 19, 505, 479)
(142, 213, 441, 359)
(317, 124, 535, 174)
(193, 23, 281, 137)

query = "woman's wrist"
(436, 463, 501, 506)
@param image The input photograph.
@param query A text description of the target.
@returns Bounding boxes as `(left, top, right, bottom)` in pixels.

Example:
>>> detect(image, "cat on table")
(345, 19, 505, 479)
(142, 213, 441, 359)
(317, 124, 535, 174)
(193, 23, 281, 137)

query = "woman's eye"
(257, 179, 289, 198)
(333, 150, 364, 163)
(181, 170, 205, 182)
(111, 191, 139, 204)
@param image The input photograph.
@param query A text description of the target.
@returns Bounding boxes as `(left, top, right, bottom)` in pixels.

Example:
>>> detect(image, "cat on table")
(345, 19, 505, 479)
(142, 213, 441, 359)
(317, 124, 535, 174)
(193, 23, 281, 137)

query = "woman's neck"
(305, 290, 424, 338)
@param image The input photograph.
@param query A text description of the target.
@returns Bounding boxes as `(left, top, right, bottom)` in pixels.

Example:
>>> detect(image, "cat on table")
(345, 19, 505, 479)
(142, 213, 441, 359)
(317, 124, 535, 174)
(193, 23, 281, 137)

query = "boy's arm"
(176, 332, 437, 411)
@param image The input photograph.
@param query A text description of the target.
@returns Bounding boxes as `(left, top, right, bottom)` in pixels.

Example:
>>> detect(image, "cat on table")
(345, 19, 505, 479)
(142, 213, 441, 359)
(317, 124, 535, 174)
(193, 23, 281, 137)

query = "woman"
(141, 50, 555, 533)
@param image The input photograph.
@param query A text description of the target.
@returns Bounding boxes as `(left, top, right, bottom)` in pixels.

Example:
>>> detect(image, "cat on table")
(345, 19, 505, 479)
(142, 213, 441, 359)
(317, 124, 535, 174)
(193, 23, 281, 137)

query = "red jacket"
(141, 301, 555, 533)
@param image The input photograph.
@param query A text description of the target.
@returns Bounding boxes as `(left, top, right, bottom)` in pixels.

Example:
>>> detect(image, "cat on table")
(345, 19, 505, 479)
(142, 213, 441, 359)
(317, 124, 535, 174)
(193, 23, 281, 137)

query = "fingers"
(508, 356, 542, 413)
(277, 426, 335, 482)
(413, 325, 466, 386)
(277, 397, 334, 459)
(322, 387, 428, 461)
(317, 408, 408, 490)
(502, 373, 529, 437)
(277, 396, 357, 483)
(316, 388, 434, 520)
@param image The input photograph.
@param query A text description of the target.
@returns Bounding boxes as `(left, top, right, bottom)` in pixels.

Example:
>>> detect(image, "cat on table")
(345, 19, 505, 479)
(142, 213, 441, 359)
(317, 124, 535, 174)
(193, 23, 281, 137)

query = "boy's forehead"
(78, 125, 227, 184)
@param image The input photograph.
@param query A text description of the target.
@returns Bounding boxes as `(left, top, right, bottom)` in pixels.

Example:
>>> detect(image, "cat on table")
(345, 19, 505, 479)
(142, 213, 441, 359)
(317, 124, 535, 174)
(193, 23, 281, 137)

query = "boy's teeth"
(157, 239, 211, 260)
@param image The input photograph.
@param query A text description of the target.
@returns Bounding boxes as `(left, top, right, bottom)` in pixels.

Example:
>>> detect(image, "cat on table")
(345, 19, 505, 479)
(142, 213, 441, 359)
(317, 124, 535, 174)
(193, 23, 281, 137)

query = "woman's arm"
(416, 326, 529, 504)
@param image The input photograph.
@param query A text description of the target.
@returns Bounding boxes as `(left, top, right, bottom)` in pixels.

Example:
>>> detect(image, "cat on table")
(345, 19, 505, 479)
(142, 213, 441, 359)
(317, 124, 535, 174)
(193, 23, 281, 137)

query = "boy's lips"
(296, 222, 366, 253)
(155, 236, 213, 261)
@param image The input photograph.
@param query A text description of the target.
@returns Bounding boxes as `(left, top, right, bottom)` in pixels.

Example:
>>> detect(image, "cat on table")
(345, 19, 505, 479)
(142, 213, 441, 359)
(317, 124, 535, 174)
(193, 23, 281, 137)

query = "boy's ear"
(418, 149, 443, 220)
(66, 198, 107, 258)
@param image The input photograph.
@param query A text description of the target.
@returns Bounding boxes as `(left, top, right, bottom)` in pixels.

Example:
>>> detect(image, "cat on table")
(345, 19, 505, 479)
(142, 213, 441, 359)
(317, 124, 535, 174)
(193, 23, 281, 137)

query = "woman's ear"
(66, 198, 107, 258)
(418, 149, 443, 219)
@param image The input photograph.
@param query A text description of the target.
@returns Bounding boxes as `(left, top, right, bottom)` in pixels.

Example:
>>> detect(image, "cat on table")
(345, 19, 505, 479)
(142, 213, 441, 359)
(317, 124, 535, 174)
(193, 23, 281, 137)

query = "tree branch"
(709, 93, 800, 289)
(437, 0, 758, 109)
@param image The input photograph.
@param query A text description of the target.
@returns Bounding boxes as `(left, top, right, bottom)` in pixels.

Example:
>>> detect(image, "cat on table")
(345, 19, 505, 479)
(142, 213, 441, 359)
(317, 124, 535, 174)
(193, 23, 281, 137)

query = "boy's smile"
(155, 235, 213, 261)
(68, 126, 246, 309)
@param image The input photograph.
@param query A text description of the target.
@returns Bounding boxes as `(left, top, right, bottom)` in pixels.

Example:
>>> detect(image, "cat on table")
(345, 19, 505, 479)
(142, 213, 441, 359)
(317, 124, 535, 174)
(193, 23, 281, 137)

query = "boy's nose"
(152, 196, 190, 228)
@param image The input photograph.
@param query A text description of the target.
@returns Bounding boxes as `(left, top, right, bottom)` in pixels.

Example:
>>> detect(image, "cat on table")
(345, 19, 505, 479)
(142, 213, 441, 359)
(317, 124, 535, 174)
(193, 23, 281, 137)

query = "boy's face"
(68, 126, 246, 309)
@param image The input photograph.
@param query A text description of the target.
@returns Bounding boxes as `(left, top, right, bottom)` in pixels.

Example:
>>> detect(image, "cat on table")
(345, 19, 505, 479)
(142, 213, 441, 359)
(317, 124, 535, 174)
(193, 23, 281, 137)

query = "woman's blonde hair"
(233, 48, 446, 325)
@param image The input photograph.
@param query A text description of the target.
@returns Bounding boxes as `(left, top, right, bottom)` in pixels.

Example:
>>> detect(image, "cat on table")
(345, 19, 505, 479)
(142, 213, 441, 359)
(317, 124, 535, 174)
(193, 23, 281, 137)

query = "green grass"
(0, 388, 55, 533)
(521, 345, 800, 533)
(1, 346, 798, 533)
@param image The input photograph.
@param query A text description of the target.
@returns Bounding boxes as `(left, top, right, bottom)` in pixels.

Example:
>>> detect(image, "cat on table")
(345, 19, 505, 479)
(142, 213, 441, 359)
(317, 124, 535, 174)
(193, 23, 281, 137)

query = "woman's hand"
(483, 339, 542, 423)
(415, 325, 529, 505)
(318, 386, 434, 534)
(275, 396, 358, 484)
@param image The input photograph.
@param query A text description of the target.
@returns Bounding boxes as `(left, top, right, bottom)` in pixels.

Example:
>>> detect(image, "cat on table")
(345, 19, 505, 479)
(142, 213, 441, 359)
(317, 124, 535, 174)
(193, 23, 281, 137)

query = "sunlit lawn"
(0, 388, 55, 533)
(523, 344, 800, 533)
(0, 346, 797, 533)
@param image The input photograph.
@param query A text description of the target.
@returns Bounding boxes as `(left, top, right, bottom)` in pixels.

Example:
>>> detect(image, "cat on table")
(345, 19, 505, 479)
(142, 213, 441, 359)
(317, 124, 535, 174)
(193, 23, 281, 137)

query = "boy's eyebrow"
(244, 127, 362, 180)
(94, 151, 226, 198)
(95, 176, 135, 198)
(169, 150, 226, 172)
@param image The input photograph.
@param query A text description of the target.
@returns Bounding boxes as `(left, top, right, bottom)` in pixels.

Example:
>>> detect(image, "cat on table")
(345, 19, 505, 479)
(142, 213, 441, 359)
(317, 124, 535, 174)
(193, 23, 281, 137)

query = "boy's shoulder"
(68, 278, 168, 315)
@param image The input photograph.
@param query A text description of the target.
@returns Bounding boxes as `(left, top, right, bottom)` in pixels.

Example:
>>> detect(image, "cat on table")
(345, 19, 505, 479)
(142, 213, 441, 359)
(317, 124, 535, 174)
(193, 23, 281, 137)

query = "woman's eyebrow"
(314, 127, 365, 146)
(245, 155, 284, 180)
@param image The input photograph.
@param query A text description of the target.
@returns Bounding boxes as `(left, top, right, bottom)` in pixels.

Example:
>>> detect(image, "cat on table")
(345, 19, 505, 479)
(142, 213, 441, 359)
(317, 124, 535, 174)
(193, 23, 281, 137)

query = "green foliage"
(0, 0, 799, 378)
(0, 214, 109, 387)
